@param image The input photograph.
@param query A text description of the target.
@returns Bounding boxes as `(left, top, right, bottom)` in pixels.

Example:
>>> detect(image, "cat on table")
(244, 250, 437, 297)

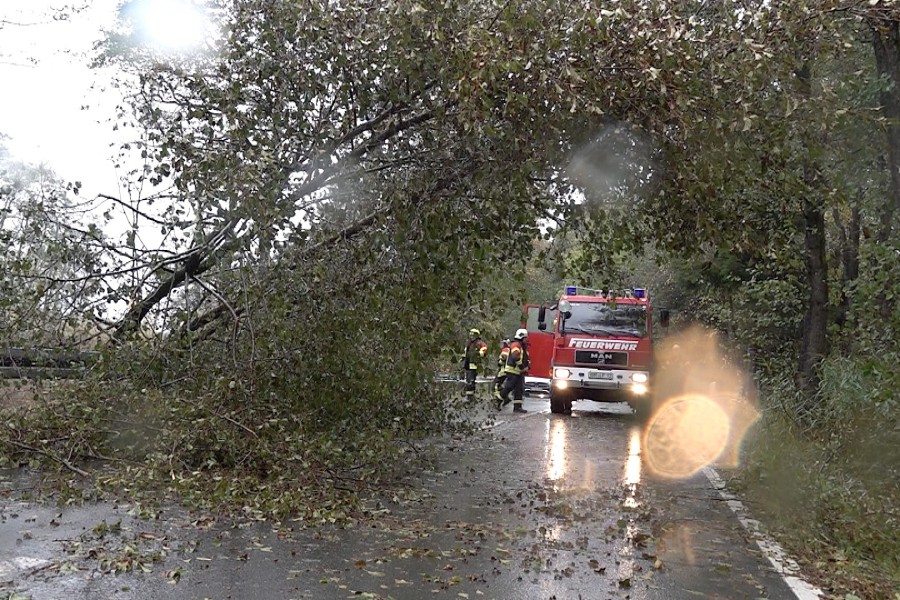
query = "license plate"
(588, 371, 613, 380)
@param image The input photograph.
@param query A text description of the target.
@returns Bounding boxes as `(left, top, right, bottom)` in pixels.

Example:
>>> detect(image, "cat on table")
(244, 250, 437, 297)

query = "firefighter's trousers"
(464, 368, 478, 398)
(498, 372, 524, 408)
(492, 371, 507, 400)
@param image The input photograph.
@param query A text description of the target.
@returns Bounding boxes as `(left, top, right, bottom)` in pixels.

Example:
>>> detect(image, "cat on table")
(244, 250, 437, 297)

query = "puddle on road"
(0, 468, 212, 598)
(544, 418, 567, 485)
(622, 426, 642, 509)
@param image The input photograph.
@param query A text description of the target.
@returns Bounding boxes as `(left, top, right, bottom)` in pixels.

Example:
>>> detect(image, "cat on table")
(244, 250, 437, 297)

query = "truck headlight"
(554, 379, 569, 389)
(631, 383, 648, 395)
(632, 373, 648, 383)
(554, 368, 571, 379)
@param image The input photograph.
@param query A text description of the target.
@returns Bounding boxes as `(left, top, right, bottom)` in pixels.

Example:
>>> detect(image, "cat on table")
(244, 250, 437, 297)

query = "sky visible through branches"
(0, 0, 213, 196)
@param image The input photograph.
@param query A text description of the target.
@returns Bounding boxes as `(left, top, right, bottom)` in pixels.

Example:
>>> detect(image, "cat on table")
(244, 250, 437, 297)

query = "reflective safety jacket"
(464, 338, 488, 370)
(496, 341, 511, 371)
(504, 340, 530, 375)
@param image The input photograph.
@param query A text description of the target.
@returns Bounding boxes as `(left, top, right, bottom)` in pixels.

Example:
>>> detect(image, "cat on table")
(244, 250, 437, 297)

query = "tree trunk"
(873, 19, 900, 244)
(794, 61, 829, 415)
(798, 200, 829, 411)
(832, 199, 861, 333)
(872, 18, 900, 322)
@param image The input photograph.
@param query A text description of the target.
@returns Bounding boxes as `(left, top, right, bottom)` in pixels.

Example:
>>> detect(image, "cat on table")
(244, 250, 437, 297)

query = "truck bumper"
(551, 367, 649, 400)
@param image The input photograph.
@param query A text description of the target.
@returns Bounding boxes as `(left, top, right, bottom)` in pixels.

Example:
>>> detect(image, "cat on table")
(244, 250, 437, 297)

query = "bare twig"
(176, 396, 258, 439)
(2, 438, 90, 477)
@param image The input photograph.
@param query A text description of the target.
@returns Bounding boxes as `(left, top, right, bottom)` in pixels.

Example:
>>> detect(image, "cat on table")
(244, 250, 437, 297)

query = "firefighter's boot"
(464, 375, 477, 401)
(513, 402, 528, 413)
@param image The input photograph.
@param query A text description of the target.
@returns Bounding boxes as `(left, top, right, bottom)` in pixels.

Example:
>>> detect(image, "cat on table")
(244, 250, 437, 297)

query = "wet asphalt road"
(1, 395, 800, 600)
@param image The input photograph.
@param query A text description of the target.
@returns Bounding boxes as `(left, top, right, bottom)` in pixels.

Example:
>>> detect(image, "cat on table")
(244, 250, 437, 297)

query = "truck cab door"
(524, 303, 557, 379)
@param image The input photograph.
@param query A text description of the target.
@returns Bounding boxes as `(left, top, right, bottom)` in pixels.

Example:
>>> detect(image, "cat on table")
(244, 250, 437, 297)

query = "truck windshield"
(560, 302, 648, 338)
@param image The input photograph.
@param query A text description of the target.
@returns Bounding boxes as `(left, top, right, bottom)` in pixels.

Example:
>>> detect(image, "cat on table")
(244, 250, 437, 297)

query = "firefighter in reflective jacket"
(492, 338, 511, 402)
(497, 328, 529, 413)
(463, 328, 488, 399)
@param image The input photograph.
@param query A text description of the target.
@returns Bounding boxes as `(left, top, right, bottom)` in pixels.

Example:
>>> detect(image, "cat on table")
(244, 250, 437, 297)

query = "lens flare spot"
(658, 522, 698, 566)
(644, 394, 730, 478)
(122, 0, 213, 52)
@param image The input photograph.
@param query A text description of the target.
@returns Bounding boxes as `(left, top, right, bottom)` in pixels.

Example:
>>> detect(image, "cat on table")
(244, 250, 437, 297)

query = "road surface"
(1, 396, 816, 599)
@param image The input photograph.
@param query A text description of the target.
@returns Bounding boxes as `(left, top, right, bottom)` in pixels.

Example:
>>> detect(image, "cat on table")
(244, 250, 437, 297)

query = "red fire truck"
(529, 285, 657, 415)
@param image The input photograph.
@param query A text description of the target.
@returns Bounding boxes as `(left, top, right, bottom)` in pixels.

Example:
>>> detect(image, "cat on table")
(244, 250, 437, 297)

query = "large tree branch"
(110, 95, 450, 339)
(282, 104, 444, 205)
(183, 208, 387, 337)
(112, 219, 241, 339)
(182, 158, 475, 340)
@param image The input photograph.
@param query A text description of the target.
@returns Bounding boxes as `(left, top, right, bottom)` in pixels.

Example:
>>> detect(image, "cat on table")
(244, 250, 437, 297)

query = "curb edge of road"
(702, 466, 825, 600)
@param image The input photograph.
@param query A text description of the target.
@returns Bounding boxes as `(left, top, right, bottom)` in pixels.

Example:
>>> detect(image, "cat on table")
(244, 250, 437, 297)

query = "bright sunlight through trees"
(122, 0, 212, 52)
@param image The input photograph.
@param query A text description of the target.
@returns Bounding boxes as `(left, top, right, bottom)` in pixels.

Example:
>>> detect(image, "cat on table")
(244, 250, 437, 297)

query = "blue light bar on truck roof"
(633, 288, 646, 299)
(565, 286, 577, 295)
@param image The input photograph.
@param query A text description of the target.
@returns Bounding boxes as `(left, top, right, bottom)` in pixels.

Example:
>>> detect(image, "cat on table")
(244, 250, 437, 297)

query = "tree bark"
(112, 220, 238, 341)
(798, 199, 829, 409)
(872, 19, 900, 244)
(795, 62, 829, 414)
(832, 199, 860, 332)
(872, 19, 900, 323)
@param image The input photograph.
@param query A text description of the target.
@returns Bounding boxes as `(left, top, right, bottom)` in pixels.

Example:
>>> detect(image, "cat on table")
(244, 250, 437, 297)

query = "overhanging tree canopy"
(1, 0, 898, 515)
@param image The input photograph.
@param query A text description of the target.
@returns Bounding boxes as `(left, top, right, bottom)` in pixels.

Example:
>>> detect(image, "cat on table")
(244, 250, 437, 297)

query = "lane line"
(702, 466, 823, 600)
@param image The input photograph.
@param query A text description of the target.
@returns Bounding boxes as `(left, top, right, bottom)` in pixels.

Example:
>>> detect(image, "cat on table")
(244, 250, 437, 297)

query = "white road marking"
(703, 466, 823, 600)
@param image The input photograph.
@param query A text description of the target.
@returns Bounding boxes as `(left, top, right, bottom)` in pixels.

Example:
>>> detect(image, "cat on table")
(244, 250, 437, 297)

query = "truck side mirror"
(538, 306, 546, 322)
(538, 322, 547, 331)
(659, 309, 670, 328)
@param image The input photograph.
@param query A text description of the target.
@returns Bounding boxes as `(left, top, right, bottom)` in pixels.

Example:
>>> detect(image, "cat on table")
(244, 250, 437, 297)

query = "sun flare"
(125, 0, 212, 52)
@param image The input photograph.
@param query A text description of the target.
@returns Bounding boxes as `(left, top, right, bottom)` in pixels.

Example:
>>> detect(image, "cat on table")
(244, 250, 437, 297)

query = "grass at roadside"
(734, 363, 899, 600)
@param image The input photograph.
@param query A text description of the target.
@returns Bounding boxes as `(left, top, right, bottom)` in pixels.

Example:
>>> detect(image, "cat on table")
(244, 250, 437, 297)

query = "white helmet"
(514, 328, 528, 340)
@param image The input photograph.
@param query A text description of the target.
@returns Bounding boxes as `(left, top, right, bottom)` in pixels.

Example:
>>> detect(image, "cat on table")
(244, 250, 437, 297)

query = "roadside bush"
(738, 353, 899, 598)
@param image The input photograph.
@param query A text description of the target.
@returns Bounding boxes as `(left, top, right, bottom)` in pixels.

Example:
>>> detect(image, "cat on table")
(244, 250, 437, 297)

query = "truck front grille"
(574, 350, 628, 366)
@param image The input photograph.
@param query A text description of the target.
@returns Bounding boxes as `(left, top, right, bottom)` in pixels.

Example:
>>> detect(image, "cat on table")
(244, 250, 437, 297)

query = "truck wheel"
(630, 398, 652, 423)
(550, 390, 573, 415)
